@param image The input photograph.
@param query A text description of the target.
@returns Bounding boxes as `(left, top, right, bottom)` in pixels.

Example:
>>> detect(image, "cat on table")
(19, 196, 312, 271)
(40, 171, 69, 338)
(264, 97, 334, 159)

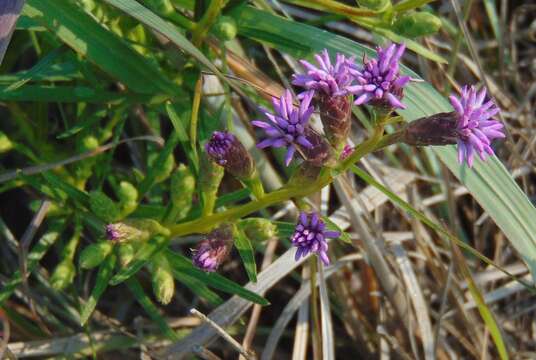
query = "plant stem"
(191, 0, 225, 46)
(243, 175, 265, 200)
(309, 256, 322, 360)
(168, 129, 388, 237)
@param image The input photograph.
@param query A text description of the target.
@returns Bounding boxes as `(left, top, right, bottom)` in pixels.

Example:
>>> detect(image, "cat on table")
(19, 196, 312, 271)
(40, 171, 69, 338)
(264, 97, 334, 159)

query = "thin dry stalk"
(190, 309, 256, 360)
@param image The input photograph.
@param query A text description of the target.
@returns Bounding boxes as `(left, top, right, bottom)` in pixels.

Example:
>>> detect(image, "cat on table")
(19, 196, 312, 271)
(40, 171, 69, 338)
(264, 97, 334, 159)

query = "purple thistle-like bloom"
(205, 131, 254, 179)
(192, 225, 233, 272)
(292, 49, 355, 99)
(450, 86, 505, 167)
(348, 43, 412, 110)
(291, 212, 340, 266)
(252, 90, 315, 166)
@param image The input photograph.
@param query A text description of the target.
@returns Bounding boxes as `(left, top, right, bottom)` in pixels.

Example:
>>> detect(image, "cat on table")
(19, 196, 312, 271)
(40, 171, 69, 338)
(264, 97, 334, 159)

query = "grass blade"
(80, 253, 116, 325)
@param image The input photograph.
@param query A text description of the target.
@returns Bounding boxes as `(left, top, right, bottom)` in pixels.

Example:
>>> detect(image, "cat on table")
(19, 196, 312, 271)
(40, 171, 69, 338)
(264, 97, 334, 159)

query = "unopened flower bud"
(105, 219, 170, 243)
(205, 131, 255, 180)
(51, 259, 76, 290)
(199, 153, 225, 193)
(118, 181, 138, 216)
(79, 241, 114, 269)
(213, 16, 237, 41)
(402, 112, 458, 146)
(168, 164, 195, 221)
(151, 255, 175, 305)
(357, 0, 391, 11)
(393, 12, 442, 38)
(148, 152, 175, 183)
(240, 218, 277, 242)
(192, 224, 234, 272)
(318, 94, 352, 150)
(117, 242, 136, 267)
(0, 132, 13, 153)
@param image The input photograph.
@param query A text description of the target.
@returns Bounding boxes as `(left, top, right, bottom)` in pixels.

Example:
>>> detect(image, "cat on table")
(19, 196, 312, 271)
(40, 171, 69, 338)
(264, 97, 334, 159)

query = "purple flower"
(292, 49, 355, 99)
(105, 224, 121, 241)
(252, 90, 315, 166)
(205, 131, 254, 179)
(291, 212, 340, 265)
(449, 86, 505, 167)
(348, 43, 412, 110)
(192, 225, 233, 272)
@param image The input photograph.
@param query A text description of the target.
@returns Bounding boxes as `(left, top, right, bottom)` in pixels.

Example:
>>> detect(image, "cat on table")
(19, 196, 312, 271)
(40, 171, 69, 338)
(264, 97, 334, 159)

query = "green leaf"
(109, 235, 169, 285)
(170, 269, 223, 306)
(235, 228, 257, 283)
(230, 6, 536, 282)
(0, 84, 151, 103)
(165, 250, 269, 305)
(23, 0, 177, 95)
(125, 277, 179, 340)
(80, 253, 116, 325)
(102, 0, 222, 77)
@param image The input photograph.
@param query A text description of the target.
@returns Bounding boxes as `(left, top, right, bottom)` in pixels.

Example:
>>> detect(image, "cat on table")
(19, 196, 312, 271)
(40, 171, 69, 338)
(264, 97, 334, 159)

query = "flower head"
(252, 90, 315, 166)
(292, 49, 355, 99)
(105, 224, 121, 241)
(205, 131, 255, 179)
(449, 86, 505, 167)
(348, 43, 412, 110)
(291, 212, 340, 265)
(192, 225, 233, 272)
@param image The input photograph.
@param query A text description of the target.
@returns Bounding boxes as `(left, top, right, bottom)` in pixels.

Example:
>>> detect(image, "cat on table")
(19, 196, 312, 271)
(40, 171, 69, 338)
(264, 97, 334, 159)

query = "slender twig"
(190, 309, 256, 359)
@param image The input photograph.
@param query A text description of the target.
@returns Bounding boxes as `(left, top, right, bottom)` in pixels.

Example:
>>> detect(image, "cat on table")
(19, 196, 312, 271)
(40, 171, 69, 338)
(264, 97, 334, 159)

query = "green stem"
(243, 174, 265, 200)
(191, 0, 225, 46)
(168, 129, 388, 237)
(309, 256, 322, 359)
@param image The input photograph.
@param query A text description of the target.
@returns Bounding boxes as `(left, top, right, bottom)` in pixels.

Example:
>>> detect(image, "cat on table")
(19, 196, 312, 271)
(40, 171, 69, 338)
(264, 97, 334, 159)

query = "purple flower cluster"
(348, 43, 412, 109)
(192, 225, 233, 272)
(205, 131, 254, 179)
(252, 90, 315, 166)
(205, 131, 234, 166)
(291, 212, 340, 265)
(292, 49, 355, 99)
(450, 86, 505, 167)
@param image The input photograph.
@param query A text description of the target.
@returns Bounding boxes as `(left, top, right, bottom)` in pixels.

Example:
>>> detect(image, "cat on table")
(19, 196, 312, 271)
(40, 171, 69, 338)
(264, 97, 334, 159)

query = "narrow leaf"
(80, 253, 116, 325)
(235, 228, 257, 283)
(165, 250, 269, 305)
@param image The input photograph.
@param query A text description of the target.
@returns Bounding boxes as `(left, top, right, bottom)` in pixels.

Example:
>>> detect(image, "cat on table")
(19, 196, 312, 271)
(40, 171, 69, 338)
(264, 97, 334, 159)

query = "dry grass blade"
(0, 0, 24, 65)
(261, 255, 360, 360)
(392, 243, 434, 360)
(189, 309, 255, 360)
(333, 178, 410, 325)
(317, 259, 334, 360)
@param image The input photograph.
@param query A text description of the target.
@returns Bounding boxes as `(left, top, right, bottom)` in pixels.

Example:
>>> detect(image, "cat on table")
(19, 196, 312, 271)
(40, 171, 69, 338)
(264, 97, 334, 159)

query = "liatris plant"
(6, 3, 527, 355)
